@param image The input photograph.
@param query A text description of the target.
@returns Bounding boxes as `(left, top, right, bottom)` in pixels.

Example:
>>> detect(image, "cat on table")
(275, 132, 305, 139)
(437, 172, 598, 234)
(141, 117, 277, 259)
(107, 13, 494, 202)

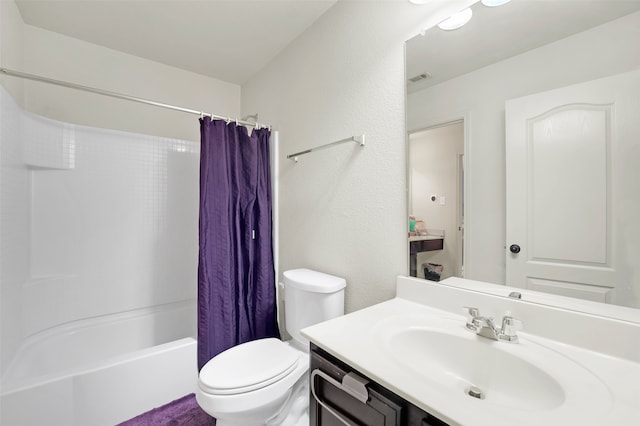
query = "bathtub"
(0, 301, 198, 425)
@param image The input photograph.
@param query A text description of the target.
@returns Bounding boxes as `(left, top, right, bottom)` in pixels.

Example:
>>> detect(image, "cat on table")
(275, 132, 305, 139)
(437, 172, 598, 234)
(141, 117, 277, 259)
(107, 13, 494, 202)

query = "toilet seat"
(199, 338, 302, 395)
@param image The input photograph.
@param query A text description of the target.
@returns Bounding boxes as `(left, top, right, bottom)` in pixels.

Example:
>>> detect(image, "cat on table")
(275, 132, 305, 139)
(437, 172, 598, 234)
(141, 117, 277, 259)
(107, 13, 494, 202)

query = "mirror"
(405, 0, 640, 316)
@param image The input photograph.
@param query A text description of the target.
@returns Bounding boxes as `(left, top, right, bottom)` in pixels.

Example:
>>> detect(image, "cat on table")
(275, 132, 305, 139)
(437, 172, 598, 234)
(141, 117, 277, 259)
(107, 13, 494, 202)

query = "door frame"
(407, 112, 470, 279)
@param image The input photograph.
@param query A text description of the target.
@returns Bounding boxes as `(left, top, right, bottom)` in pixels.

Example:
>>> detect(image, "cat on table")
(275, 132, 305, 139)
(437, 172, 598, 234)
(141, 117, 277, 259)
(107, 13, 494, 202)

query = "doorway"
(409, 120, 465, 280)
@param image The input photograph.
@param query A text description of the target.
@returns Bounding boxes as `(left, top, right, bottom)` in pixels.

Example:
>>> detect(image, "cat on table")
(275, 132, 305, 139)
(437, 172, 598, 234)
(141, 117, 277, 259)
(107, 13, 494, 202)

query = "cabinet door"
(310, 351, 401, 425)
(310, 346, 451, 426)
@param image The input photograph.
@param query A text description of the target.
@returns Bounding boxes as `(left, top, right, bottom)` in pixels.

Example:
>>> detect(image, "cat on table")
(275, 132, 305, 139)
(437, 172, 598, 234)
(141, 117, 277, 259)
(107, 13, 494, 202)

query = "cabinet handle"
(311, 369, 369, 426)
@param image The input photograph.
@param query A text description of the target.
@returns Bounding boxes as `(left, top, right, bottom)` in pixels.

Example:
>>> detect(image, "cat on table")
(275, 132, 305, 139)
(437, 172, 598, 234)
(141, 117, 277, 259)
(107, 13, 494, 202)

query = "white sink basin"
(389, 327, 563, 409)
(375, 313, 612, 417)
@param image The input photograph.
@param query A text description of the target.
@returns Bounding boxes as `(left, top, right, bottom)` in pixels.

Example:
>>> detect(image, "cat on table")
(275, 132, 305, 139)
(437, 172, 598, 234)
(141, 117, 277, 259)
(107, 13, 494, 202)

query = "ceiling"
(406, 0, 640, 93)
(15, 0, 338, 85)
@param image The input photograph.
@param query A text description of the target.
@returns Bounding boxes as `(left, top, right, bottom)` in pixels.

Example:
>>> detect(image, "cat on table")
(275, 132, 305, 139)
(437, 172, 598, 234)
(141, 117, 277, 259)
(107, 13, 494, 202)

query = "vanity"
(408, 232, 444, 278)
(309, 344, 447, 425)
(301, 276, 640, 425)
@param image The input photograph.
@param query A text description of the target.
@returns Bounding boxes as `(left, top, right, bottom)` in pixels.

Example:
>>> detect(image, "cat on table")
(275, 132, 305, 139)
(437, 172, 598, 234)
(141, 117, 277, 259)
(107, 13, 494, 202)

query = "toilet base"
(197, 388, 289, 426)
(215, 417, 307, 426)
(266, 379, 308, 426)
(216, 412, 308, 426)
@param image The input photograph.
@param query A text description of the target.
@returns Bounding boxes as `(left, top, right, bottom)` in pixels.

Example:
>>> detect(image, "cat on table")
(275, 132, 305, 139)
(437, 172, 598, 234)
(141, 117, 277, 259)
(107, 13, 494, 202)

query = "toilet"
(196, 268, 346, 426)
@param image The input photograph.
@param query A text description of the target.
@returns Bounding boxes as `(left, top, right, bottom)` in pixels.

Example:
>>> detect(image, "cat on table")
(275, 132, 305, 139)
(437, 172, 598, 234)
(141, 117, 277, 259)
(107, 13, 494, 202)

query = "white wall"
(408, 11, 640, 286)
(410, 122, 464, 279)
(242, 0, 474, 313)
(22, 24, 240, 142)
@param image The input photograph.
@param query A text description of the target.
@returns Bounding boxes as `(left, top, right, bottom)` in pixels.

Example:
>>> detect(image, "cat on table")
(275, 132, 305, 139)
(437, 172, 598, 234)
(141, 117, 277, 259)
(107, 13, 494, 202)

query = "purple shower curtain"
(197, 117, 279, 371)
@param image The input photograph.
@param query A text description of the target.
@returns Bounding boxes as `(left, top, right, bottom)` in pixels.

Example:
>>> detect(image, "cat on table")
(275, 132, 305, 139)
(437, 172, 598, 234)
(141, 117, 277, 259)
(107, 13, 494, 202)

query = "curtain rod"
(0, 67, 271, 130)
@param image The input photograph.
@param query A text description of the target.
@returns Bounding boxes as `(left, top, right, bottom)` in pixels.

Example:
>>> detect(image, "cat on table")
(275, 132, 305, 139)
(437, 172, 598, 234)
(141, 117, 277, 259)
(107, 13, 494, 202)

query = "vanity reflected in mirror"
(405, 0, 640, 313)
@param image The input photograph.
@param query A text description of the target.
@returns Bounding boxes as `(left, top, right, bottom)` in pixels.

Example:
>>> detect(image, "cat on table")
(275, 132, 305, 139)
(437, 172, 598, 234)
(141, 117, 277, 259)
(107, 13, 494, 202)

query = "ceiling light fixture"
(408, 0, 433, 4)
(481, 0, 512, 7)
(438, 8, 473, 31)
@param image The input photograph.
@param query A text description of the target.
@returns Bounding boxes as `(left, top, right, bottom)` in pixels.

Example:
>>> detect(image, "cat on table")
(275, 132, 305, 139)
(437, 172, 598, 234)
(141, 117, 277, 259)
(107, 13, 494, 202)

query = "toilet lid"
(199, 338, 301, 395)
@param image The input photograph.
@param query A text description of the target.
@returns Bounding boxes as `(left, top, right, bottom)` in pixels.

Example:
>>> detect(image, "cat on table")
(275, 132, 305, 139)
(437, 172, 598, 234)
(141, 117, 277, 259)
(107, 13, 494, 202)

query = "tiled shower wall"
(0, 87, 200, 374)
(1, 87, 30, 376)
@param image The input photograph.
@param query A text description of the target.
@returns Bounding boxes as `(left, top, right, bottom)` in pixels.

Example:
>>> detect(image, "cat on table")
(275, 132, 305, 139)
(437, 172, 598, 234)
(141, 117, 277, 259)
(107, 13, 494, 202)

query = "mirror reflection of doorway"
(409, 120, 464, 280)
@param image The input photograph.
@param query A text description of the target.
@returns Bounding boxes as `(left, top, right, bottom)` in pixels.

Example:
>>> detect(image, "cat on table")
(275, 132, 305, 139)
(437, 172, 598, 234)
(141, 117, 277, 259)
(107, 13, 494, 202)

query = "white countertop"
(408, 235, 443, 242)
(409, 228, 444, 242)
(302, 276, 640, 426)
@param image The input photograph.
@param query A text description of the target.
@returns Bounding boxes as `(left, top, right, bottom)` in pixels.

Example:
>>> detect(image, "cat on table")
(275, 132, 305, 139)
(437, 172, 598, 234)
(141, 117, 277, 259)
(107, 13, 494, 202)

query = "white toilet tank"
(283, 269, 346, 349)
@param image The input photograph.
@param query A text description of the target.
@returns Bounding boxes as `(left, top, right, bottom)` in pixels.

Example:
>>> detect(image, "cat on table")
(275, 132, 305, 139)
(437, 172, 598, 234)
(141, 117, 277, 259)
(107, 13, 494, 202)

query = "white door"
(505, 69, 640, 305)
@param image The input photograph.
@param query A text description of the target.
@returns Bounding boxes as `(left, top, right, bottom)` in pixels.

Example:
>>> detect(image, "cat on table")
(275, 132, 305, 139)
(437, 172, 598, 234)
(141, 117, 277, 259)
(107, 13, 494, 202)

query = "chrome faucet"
(464, 307, 523, 343)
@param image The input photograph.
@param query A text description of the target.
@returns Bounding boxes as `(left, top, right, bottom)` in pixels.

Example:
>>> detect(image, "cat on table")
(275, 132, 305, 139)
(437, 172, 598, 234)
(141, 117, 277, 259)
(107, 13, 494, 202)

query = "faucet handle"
(499, 315, 523, 343)
(463, 307, 481, 332)
(463, 306, 480, 318)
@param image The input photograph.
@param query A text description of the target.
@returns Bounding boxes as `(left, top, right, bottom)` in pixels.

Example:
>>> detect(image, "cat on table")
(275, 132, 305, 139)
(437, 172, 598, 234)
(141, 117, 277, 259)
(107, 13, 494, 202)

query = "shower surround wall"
(1, 0, 241, 380)
(0, 86, 199, 383)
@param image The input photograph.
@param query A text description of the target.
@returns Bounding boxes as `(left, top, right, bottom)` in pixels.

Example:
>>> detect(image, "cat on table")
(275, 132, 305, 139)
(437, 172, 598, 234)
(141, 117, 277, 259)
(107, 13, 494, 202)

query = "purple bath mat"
(117, 393, 216, 426)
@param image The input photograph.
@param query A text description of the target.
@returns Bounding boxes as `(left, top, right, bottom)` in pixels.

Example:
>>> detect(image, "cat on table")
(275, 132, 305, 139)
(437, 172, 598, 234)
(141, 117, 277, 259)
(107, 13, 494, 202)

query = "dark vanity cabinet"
(310, 344, 450, 426)
(408, 237, 444, 278)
